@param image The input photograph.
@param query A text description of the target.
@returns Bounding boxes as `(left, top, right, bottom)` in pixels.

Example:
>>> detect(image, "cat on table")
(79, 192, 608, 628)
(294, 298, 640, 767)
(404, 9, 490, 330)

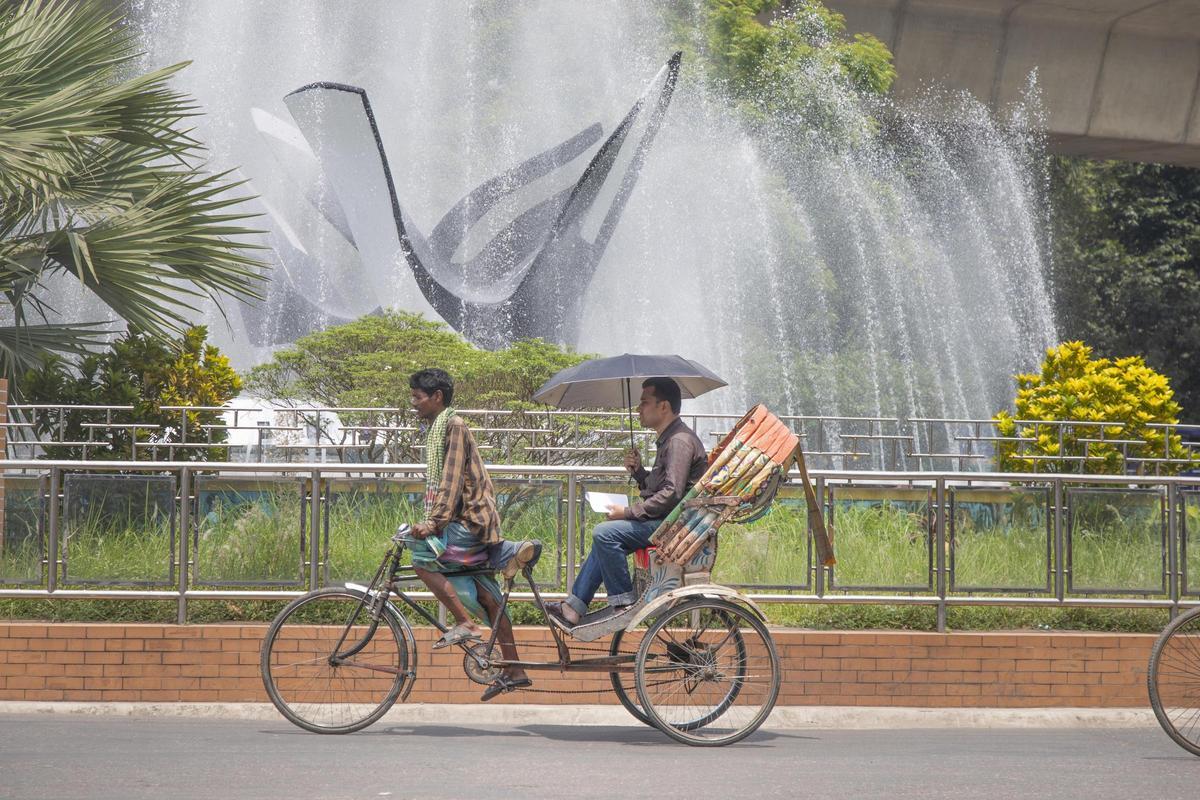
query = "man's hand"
(623, 447, 642, 474)
(605, 504, 627, 521)
(411, 522, 434, 539)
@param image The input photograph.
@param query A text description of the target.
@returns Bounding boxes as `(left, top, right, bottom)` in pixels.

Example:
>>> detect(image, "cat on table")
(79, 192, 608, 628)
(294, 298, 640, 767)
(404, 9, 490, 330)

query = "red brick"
(85, 625, 129, 639)
(145, 639, 184, 652)
(14, 625, 47, 639)
(46, 625, 90, 639)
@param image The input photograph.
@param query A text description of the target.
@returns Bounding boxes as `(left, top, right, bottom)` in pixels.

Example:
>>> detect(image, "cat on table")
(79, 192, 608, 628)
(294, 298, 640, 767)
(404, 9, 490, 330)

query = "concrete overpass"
(827, 0, 1200, 166)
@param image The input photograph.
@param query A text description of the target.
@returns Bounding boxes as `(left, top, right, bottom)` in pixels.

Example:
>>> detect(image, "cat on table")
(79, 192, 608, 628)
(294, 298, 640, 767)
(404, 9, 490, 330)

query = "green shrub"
(20, 326, 241, 461)
(994, 341, 1194, 474)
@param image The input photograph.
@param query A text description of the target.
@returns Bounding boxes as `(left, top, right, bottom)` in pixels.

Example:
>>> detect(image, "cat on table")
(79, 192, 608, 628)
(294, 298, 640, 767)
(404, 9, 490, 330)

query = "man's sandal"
(543, 601, 577, 631)
(480, 674, 533, 702)
(432, 623, 482, 650)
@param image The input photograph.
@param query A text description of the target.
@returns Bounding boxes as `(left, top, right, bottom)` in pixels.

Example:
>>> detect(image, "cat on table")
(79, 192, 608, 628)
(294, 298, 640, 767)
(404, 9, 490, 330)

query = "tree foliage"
(994, 341, 1193, 474)
(668, 0, 895, 130)
(243, 311, 613, 463)
(701, 0, 894, 97)
(1049, 157, 1200, 422)
(244, 311, 588, 411)
(20, 326, 242, 461)
(0, 0, 264, 393)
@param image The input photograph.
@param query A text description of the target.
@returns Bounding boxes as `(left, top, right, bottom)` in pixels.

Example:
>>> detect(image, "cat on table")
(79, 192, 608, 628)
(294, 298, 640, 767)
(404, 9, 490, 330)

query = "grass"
(2, 479, 1198, 633)
(1068, 489, 1165, 592)
(1188, 491, 1200, 590)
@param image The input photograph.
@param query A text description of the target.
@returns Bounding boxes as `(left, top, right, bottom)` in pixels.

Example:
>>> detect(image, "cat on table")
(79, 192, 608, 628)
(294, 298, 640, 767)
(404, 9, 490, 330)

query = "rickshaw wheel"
(609, 628, 653, 727)
(1148, 605, 1200, 757)
(261, 588, 411, 734)
(635, 597, 779, 746)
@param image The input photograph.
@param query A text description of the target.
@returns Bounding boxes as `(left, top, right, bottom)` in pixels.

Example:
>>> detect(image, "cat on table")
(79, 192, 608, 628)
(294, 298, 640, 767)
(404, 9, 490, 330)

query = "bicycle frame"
(341, 538, 638, 677)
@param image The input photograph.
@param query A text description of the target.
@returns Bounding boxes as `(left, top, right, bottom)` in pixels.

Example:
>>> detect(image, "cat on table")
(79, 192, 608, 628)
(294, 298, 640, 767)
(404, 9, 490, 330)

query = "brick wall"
(0, 624, 1155, 707)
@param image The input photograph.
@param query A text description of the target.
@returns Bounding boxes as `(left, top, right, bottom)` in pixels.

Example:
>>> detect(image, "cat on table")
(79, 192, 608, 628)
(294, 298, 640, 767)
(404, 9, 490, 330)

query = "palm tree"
(0, 0, 264, 392)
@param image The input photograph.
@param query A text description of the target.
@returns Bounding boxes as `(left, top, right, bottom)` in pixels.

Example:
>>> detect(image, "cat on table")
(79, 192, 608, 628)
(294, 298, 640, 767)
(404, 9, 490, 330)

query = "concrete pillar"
(827, 0, 1200, 167)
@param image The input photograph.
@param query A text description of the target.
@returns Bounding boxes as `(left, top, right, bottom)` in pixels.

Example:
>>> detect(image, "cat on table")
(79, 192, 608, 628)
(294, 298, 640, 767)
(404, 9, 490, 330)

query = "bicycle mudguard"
(343, 583, 419, 701)
(623, 584, 768, 631)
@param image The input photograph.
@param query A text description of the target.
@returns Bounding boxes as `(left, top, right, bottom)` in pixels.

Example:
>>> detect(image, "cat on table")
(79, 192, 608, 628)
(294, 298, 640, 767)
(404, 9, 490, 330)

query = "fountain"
(119, 0, 1055, 437)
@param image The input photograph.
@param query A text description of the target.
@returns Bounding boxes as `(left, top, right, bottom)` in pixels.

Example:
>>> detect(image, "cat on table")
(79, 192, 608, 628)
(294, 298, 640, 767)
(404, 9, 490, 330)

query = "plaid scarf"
(423, 406, 456, 515)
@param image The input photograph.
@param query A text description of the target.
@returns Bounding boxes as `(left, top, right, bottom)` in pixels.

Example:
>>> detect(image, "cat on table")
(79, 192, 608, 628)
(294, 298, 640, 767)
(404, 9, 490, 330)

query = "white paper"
(586, 492, 629, 514)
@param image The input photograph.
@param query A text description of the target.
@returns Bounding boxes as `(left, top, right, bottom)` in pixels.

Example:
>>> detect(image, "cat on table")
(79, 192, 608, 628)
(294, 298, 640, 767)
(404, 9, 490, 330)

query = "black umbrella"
(533, 353, 727, 450)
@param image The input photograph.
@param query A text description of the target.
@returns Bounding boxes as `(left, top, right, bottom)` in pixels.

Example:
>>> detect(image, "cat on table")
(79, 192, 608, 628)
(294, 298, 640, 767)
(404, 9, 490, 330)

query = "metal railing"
(1, 459, 1198, 631)
(7, 403, 1199, 473)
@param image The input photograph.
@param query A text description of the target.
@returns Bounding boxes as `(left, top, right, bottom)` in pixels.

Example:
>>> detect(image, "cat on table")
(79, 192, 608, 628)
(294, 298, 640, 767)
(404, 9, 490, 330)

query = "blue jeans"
(566, 518, 659, 616)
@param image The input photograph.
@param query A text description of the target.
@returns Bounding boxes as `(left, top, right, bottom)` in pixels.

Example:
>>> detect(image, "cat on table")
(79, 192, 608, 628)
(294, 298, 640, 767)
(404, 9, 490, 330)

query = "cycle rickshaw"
(260, 405, 835, 746)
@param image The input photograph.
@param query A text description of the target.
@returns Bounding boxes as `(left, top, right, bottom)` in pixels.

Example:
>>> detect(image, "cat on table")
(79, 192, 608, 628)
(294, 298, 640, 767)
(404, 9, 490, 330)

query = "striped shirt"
(422, 416, 501, 544)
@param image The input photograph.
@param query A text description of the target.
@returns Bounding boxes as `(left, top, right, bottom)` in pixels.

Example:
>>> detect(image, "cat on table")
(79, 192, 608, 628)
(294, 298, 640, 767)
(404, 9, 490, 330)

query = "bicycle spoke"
(636, 600, 779, 745)
(1151, 610, 1200, 756)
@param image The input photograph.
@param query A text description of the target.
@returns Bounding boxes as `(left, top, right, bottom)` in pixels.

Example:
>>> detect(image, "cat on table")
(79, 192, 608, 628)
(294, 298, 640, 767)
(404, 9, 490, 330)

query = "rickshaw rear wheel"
(634, 597, 780, 746)
(609, 628, 653, 727)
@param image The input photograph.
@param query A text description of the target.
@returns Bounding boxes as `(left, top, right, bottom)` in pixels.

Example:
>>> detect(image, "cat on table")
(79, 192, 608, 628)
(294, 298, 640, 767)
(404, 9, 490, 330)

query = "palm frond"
(0, 0, 268, 365)
(32, 165, 264, 335)
(0, 320, 110, 380)
(0, 0, 199, 202)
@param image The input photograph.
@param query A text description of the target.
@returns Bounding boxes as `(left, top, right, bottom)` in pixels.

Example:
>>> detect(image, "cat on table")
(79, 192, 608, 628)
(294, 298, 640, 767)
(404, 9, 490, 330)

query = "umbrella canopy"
(534, 353, 727, 459)
(533, 353, 727, 409)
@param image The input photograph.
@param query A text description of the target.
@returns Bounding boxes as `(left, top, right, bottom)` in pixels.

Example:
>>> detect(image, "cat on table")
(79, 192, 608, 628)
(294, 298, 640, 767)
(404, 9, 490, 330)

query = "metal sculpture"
(269, 53, 681, 349)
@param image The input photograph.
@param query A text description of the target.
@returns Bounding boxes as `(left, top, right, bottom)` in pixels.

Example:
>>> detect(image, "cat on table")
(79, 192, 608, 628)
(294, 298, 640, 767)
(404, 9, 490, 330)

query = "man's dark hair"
(642, 377, 682, 415)
(409, 369, 454, 406)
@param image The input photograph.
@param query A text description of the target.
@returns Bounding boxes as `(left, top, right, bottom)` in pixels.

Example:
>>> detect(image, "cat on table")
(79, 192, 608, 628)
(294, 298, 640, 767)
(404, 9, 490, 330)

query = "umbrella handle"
(625, 378, 636, 483)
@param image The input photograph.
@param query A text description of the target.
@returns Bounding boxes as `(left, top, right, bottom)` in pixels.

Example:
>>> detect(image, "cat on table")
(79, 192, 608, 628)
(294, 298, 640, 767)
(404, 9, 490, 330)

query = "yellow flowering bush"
(994, 342, 1194, 474)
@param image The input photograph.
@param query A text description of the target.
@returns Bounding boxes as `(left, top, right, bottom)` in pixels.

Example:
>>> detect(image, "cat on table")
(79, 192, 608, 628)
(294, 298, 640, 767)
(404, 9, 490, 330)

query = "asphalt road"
(1, 714, 1197, 800)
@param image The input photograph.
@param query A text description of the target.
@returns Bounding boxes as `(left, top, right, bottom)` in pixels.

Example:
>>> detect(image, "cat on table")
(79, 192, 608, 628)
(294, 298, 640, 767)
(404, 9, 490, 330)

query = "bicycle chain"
(453, 637, 646, 695)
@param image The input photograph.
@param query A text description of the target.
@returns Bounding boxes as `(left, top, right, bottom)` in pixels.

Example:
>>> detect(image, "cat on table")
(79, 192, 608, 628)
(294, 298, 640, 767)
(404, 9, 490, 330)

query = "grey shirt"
(626, 417, 708, 521)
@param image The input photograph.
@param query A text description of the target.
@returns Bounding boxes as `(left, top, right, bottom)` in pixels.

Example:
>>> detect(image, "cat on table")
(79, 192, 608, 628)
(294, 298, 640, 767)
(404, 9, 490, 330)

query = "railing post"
(47, 466, 59, 593)
(566, 473, 577, 593)
(935, 477, 947, 633)
(814, 475, 826, 597)
(1054, 478, 1066, 603)
(309, 468, 321, 590)
(178, 466, 190, 624)
(1167, 482, 1179, 621)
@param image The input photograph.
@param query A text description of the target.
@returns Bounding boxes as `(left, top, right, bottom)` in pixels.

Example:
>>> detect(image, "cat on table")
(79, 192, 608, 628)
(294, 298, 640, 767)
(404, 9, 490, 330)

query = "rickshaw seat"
(634, 546, 656, 570)
(648, 403, 833, 569)
(569, 405, 832, 644)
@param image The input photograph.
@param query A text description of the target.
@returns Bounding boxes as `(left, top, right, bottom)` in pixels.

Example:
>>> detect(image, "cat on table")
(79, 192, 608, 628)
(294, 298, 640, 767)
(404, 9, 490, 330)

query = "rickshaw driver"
(547, 377, 707, 628)
(407, 369, 541, 700)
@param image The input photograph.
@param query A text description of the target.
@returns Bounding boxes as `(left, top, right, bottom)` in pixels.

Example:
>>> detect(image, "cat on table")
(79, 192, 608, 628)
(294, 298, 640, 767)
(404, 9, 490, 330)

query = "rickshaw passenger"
(407, 369, 540, 700)
(548, 378, 706, 628)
